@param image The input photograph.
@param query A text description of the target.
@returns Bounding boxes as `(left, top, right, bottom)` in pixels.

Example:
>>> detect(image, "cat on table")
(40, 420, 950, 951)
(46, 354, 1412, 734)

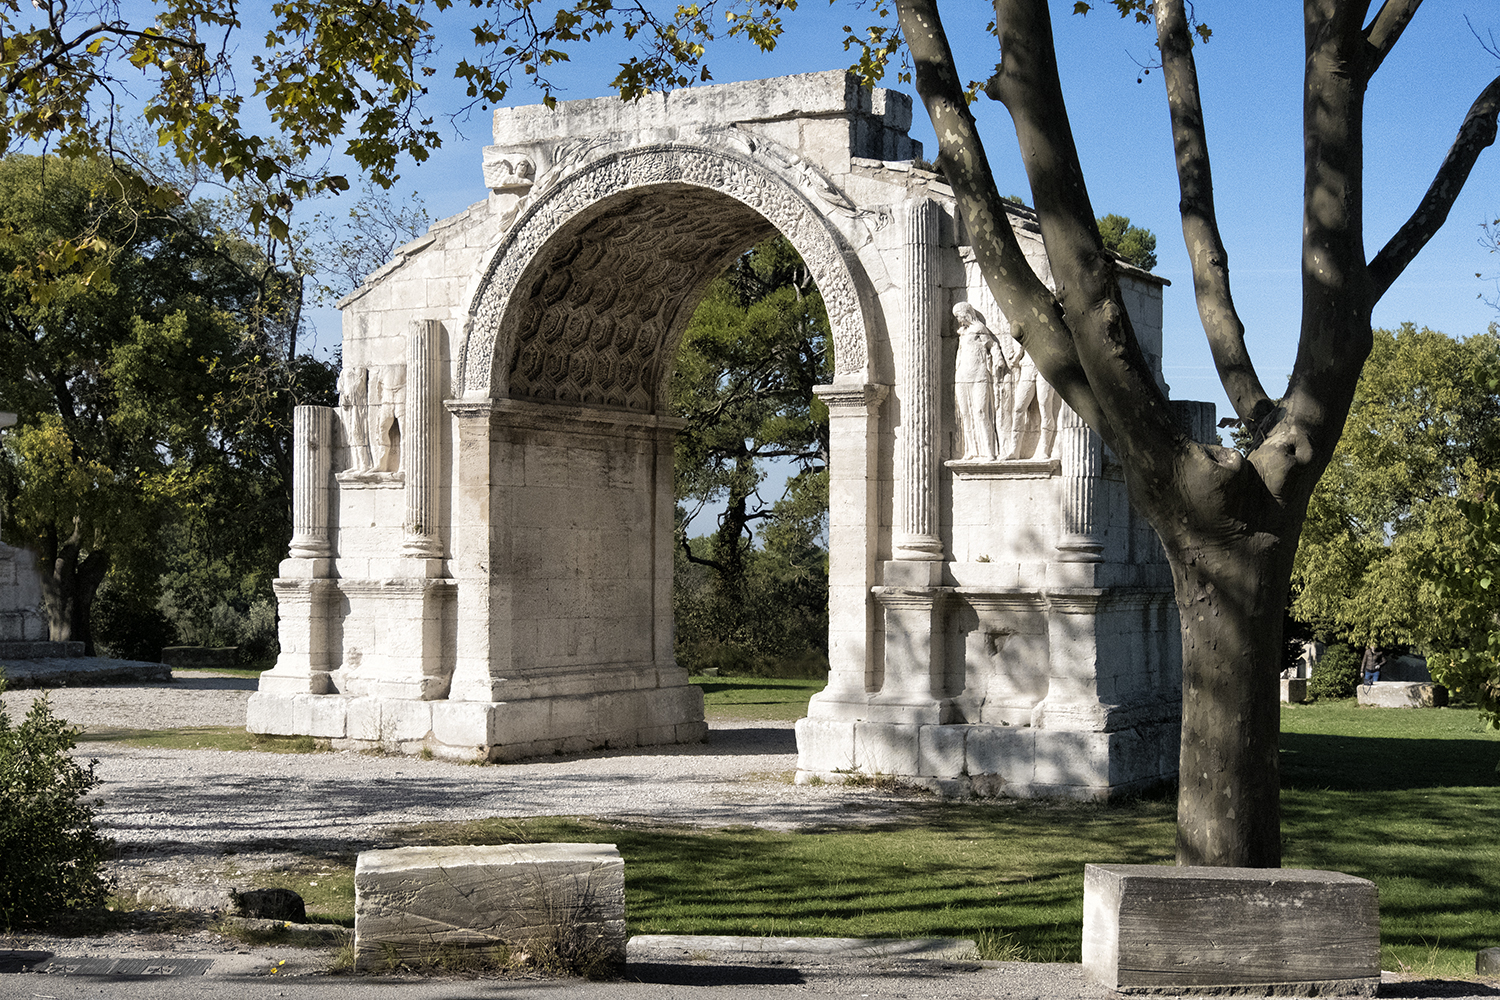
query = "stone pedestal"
(1083, 863, 1380, 996)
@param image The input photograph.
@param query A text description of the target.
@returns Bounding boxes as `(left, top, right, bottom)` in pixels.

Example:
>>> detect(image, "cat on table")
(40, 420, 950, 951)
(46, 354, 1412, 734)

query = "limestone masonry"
(248, 71, 1213, 796)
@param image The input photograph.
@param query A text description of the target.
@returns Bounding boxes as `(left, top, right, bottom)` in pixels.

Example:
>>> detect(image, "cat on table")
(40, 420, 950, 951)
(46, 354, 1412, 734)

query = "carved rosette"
(403, 320, 442, 558)
(894, 198, 943, 560)
(1057, 403, 1104, 561)
(458, 143, 870, 401)
(288, 406, 333, 560)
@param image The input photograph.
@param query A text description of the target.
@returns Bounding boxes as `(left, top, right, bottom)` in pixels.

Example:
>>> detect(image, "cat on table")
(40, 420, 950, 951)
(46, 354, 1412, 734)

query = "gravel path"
(3, 675, 921, 880)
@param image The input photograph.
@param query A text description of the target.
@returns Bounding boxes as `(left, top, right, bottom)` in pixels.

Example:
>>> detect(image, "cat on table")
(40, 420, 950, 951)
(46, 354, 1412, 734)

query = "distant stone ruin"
(249, 71, 1212, 798)
(0, 412, 52, 658)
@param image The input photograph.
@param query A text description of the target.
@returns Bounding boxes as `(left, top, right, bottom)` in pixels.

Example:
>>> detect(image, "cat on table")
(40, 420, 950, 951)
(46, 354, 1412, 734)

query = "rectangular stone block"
(795, 717, 856, 773)
(854, 721, 920, 776)
(964, 725, 1036, 788)
(1357, 681, 1448, 708)
(1281, 678, 1308, 703)
(355, 843, 625, 971)
(1083, 864, 1380, 996)
(918, 725, 967, 777)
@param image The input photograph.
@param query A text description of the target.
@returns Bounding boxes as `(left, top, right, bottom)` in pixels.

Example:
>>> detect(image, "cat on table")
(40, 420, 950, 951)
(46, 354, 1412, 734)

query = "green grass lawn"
(1280, 699, 1500, 978)
(691, 675, 822, 721)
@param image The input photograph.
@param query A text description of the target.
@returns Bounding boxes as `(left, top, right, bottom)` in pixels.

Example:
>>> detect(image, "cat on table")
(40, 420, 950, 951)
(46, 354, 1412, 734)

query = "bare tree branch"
(892, 0, 1108, 437)
(982, 0, 1183, 466)
(1369, 74, 1500, 299)
(1361, 0, 1422, 79)
(1155, 0, 1273, 428)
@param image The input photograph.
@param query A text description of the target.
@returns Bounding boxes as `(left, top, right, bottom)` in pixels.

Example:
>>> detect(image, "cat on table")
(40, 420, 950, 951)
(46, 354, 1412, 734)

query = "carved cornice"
(813, 382, 889, 411)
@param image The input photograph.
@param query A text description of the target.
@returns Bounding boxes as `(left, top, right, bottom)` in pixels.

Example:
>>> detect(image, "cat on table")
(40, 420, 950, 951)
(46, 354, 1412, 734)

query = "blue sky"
(301, 2, 1500, 427)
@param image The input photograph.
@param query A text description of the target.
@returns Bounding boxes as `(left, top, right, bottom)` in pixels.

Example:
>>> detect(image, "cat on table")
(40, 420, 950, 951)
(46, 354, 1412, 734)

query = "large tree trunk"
(37, 519, 110, 655)
(1162, 530, 1293, 867)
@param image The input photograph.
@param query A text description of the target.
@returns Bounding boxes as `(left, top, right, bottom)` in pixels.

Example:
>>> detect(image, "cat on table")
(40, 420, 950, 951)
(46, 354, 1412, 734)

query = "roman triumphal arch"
(249, 71, 1210, 798)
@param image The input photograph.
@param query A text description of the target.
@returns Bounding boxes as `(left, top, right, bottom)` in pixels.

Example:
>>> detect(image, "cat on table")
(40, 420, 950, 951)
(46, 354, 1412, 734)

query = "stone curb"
(626, 934, 980, 963)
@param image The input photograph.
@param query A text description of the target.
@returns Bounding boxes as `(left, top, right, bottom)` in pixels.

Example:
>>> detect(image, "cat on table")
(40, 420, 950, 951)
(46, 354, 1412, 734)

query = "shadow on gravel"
(626, 962, 805, 986)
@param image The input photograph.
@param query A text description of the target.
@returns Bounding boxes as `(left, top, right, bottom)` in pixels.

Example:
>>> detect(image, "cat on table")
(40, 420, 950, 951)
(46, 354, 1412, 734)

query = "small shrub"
(1308, 643, 1361, 700)
(91, 582, 177, 662)
(0, 683, 113, 929)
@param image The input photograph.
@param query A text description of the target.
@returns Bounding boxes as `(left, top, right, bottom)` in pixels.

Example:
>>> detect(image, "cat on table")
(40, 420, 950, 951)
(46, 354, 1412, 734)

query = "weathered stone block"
(354, 844, 625, 971)
(1357, 681, 1448, 708)
(1083, 863, 1380, 996)
(1280, 678, 1308, 703)
(1478, 946, 1500, 975)
(795, 717, 856, 775)
(854, 721, 921, 775)
(918, 725, 967, 777)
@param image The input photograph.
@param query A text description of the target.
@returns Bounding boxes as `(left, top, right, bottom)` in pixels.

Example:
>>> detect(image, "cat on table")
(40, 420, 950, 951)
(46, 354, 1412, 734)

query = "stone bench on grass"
(354, 843, 625, 971)
(1083, 863, 1379, 996)
(1357, 681, 1448, 708)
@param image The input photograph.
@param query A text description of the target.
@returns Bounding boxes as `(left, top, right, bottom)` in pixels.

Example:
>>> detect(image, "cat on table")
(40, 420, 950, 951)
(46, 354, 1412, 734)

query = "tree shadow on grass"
(1280, 731, 1499, 791)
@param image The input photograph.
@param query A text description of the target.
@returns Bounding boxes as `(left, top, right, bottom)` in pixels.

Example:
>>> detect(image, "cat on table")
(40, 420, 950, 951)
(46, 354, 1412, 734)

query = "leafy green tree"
(671, 237, 831, 675)
(0, 154, 324, 651)
(1097, 213, 1158, 270)
(1418, 493, 1500, 725)
(1291, 324, 1500, 648)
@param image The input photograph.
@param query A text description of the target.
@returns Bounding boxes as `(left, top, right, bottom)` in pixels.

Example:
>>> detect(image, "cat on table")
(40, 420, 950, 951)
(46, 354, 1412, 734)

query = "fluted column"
(894, 198, 943, 560)
(403, 319, 442, 558)
(287, 405, 333, 560)
(1056, 402, 1104, 562)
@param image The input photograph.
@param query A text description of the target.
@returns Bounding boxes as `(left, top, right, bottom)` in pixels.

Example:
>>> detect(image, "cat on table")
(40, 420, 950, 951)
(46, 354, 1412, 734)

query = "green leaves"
(1292, 324, 1500, 651)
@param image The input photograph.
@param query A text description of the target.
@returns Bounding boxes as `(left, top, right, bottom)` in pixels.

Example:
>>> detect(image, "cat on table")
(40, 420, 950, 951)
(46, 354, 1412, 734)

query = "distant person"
(1361, 644, 1386, 686)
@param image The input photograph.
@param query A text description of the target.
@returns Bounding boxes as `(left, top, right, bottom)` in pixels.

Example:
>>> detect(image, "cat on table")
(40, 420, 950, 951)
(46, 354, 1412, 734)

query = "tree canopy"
(1291, 324, 1500, 648)
(670, 237, 831, 677)
(0, 153, 329, 652)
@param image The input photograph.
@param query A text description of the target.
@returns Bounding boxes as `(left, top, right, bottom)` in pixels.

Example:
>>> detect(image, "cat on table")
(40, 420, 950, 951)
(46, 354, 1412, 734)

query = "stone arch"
(456, 142, 874, 405)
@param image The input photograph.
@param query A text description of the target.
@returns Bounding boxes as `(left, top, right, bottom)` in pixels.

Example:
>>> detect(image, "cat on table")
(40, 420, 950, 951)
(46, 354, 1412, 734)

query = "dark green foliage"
(1292, 324, 1500, 649)
(1096, 213, 1158, 270)
(1307, 643, 1360, 701)
(674, 536, 828, 678)
(91, 581, 178, 662)
(0, 686, 112, 929)
(670, 236, 831, 677)
(1418, 492, 1500, 726)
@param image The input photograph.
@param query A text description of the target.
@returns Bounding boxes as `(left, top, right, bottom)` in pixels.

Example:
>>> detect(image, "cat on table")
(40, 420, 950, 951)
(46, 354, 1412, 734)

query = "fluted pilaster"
(403, 319, 442, 558)
(1057, 402, 1104, 561)
(894, 198, 943, 560)
(287, 405, 333, 559)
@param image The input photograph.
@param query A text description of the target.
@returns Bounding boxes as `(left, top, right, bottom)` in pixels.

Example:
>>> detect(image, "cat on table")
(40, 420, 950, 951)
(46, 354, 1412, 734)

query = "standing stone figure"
(999, 327, 1063, 460)
(952, 302, 1004, 460)
(338, 366, 372, 472)
(367, 364, 406, 473)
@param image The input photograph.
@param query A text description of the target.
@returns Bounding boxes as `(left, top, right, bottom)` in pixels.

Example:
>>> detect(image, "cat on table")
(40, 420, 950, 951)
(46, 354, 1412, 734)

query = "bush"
(0, 682, 113, 929)
(91, 581, 177, 661)
(1308, 643, 1361, 700)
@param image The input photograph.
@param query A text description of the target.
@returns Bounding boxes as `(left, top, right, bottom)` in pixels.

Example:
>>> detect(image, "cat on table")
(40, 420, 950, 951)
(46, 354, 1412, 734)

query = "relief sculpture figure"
(998, 326, 1063, 460)
(952, 302, 1004, 460)
(338, 366, 372, 472)
(368, 364, 407, 473)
